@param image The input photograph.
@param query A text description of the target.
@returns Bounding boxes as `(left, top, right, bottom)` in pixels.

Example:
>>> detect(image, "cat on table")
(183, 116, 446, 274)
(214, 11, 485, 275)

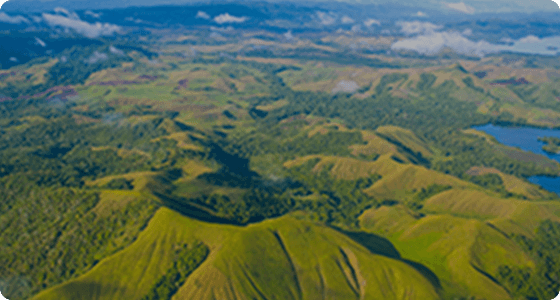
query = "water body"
(472, 124, 560, 195)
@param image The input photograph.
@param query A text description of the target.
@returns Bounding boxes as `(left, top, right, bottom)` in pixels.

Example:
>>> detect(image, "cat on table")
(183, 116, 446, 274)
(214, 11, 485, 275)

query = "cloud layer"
(364, 18, 381, 27)
(341, 16, 354, 24)
(392, 24, 560, 57)
(196, 11, 210, 20)
(42, 12, 121, 38)
(84, 10, 101, 19)
(398, 21, 442, 35)
(0, 12, 29, 24)
(392, 30, 499, 56)
(444, 2, 476, 14)
(316, 11, 336, 26)
(213, 13, 248, 24)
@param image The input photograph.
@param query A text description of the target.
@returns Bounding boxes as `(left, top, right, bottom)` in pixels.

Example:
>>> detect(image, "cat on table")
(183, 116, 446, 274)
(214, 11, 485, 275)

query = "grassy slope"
(375, 126, 433, 159)
(350, 130, 409, 162)
(465, 166, 555, 200)
(360, 183, 560, 300)
(34, 208, 440, 300)
(359, 204, 534, 300)
(284, 154, 474, 200)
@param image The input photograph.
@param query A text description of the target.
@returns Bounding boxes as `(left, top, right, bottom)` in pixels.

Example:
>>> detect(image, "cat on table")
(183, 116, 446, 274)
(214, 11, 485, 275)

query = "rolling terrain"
(2, 3, 560, 300)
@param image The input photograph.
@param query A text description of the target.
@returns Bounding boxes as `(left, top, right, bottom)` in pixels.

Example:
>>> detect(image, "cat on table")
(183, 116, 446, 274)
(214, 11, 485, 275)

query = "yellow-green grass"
(465, 166, 555, 200)
(235, 56, 302, 66)
(349, 130, 409, 161)
(86, 171, 158, 192)
(392, 215, 532, 300)
(84, 68, 144, 85)
(90, 190, 152, 216)
(256, 99, 289, 111)
(283, 154, 475, 200)
(359, 204, 418, 235)
(35, 208, 440, 300)
(358, 154, 472, 200)
(461, 129, 499, 145)
(430, 68, 469, 89)
(306, 122, 351, 138)
(474, 66, 552, 85)
(0, 59, 58, 87)
(423, 189, 560, 229)
(90, 145, 151, 159)
(176, 212, 440, 300)
(499, 103, 560, 127)
(150, 132, 203, 151)
(32, 208, 237, 300)
(375, 126, 433, 158)
(359, 206, 534, 300)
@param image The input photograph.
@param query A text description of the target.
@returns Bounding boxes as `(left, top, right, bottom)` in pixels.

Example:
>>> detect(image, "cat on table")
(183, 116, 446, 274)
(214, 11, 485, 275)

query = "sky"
(0, 0, 559, 13)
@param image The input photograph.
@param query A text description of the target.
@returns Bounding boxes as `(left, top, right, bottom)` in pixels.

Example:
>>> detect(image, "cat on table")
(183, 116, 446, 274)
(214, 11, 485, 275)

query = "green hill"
(34, 208, 440, 300)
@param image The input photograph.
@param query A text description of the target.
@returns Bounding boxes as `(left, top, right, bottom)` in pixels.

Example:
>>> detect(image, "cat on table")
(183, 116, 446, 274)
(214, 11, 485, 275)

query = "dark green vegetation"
(141, 242, 208, 300)
(466, 173, 516, 198)
(538, 136, 560, 155)
(497, 220, 560, 300)
(285, 158, 382, 227)
(0, 176, 157, 299)
(406, 184, 452, 211)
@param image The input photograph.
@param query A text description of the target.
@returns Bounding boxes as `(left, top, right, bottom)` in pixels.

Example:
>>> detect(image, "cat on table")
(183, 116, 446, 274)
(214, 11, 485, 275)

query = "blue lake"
(472, 124, 560, 195)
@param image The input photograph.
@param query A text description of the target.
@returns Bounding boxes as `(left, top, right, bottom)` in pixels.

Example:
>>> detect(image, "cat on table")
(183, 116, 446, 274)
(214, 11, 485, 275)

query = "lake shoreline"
(472, 123, 560, 195)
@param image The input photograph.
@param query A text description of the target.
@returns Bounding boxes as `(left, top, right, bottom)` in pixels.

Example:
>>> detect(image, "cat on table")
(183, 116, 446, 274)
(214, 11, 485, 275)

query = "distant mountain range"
(2, 0, 558, 14)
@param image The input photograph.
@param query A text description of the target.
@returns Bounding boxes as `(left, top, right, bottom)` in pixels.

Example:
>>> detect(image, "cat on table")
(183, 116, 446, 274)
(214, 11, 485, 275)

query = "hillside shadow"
(332, 227, 441, 290)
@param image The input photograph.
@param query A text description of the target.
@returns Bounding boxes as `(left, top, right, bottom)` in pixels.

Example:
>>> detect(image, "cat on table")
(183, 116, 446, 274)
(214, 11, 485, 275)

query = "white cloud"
(124, 17, 150, 24)
(210, 25, 233, 32)
(84, 51, 108, 64)
(196, 11, 210, 20)
(109, 45, 124, 56)
(84, 10, 101, 18)
(213, 13, 248, 24)
(35, 37, 46, 47)
(284, 30, 294, 40)
(9, 57, 18, 62)
(316, 11, 336, 26)
(444, 2, 476, 14)
(392, 28, 560, 57)
(54, 7, 79, 20)
(341, 16, 354, 24)
(500, 37, 515, 44)
(518, 35, 540, 43)
(209, 32, 224, 39)
(391, 30, 500, 57)
(415, 11, 428, 17)
(0, 12, 29, 24)
(505, 35, 560, 55)
(462, 28, 473, 36)
(351, 25, 361, 32)
(364, 18, 381, 27)
(397, 21, 442, 35)
(42, 13, 121, 38)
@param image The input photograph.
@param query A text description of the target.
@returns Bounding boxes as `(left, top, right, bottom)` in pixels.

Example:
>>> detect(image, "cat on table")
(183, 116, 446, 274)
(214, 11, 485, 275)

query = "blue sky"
(1, 0, 559, 13)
